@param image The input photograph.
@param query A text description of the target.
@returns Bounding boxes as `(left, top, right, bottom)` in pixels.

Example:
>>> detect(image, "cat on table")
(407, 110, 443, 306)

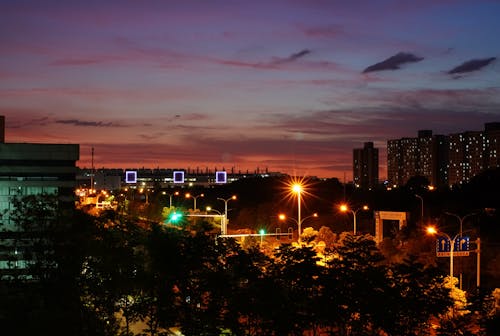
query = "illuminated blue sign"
(173, 171, 184, 183)
(216, 171, 227, 184)
(125, 171, 137, 184)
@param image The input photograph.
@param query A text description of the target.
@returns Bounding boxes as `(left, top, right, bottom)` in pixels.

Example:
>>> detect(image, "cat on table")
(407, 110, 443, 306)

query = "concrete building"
(0, 116, 79, 280)
(353, 142, 379, 190)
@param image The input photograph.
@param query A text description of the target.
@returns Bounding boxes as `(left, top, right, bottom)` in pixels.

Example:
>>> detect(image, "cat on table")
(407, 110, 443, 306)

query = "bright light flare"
(426, 226, 438, 235)
(278, 214, 286, 221)
(292, 184, 302, 193)
(339, 204, 349, 212)
(283, 176, 312, 199)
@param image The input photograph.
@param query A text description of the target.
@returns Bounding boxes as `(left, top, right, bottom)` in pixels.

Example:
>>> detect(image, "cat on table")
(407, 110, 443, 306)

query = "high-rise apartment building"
(0, 117, 79, 280)
(388, 123, 500, 187)
(353, 142, 379, 190)
(387, 131, 447, 187)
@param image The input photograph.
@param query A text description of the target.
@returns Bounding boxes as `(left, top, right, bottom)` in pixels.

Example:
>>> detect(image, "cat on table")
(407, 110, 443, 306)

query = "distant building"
(77, 166, 285, 191)
(387, 123, 500, 187)
(353, 142, 379, 190)
(0, 116, 79, 280)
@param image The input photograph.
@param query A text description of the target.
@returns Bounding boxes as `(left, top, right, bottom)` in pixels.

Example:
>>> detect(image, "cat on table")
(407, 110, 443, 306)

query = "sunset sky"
(1, 0, 499, 179)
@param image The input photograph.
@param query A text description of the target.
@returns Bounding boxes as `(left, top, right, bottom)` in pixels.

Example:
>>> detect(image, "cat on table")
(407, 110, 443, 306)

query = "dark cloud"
(447, 57, 496, 74)
(55, 119, 124, 127)
(273, 49, 311, 64)
(362, 52, 424, 73)
(288, 49, 311, 61)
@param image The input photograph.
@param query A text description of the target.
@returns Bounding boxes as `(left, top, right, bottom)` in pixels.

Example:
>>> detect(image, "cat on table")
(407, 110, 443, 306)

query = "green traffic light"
(259, 229, 265, 235)
(170, 212, 182, 222)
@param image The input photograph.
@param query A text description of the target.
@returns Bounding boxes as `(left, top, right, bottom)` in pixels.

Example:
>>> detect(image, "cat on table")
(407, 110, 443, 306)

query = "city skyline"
(1, 0, 500, 179)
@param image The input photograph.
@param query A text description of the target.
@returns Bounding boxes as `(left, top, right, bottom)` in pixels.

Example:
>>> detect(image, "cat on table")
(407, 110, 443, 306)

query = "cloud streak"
(447, 57, 496, 74)
(55, 119, 125, 127)
(362, 52, 424, 73)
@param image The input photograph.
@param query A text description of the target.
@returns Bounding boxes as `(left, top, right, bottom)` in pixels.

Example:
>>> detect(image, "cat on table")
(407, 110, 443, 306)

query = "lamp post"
(444, 212, 477, 238)
(444, 212, 477, 289)
(292, 184, 303, 242)
(415, 194, 424, 226)
(427, 226, 461, 287)
(185, 193, 204, 210)
(339, 204, 369, 235)
(217, 195, 237, 235)
(279, 212, 318, 242)
(206, 206, 225, 233)
(163, 191, 179, 208)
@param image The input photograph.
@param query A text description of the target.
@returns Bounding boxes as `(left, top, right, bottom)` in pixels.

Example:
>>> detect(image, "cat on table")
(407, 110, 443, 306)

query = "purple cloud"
(56, 119, 124, 127)
(447, 57, 496, 74)
(362, 52, 424, 73)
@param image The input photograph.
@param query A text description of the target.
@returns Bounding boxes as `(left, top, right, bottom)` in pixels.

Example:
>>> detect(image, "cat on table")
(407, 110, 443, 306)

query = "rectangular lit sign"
(215, 171, 227, 184)
(125, 171, 137, 184)
(173, 171, 185, 183)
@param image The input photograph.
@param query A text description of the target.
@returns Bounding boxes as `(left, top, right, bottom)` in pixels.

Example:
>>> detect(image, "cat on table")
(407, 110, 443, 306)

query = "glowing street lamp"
(163, 191, 179, 208)
(291, 183, 303, 242)
(217, 195, 237, 235)
(427, 225, 461, 287)
(279, 212, 318, 242)
(185, 192, 204, 210)
(339, 204, 369, 235)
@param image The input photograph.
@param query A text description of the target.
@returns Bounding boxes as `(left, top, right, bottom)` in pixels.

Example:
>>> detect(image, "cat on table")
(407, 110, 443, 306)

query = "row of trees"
(2, 195, 499, 335)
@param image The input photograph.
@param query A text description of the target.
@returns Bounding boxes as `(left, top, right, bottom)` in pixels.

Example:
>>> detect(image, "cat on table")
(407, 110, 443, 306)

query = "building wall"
(0, 143, 79, 280)
(388, 123, 500, 188)
(353, 142, 379, 190)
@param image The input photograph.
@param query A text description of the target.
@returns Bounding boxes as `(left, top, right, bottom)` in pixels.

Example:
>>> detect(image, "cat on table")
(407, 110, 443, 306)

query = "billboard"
(215, 171, 227, 184)
(173, 171, 185, 183)
(125, 170, 137, 184)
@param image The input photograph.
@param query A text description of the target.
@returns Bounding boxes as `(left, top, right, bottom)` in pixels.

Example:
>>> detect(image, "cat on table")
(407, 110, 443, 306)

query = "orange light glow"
(340, 204, 348, 212)
(426, 226, 438, 235)
(278, 214, 286, 221)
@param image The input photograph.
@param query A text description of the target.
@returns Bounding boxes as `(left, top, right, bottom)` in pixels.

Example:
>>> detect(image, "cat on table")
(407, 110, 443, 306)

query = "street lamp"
(279, 212, 318, 242)
(415, 194, 424, 226)
(291, 183, 303, 242)
(163, 191, 179, 208)
(444, 212, 477, 238)
(206, 206, 225, 233)
(139, 188, 151, 204)
(339, 204, 369, 235)
(217, 195, 237, 235)
(185, 193, 204, 210)
(427, 226, 461, 287)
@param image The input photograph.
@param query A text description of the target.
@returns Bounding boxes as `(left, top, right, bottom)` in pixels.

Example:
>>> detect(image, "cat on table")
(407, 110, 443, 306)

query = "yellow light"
(185, 193, 191, 198)
(340, 204, 348, 212)
(313, 213, 318, 217)
(206, 206, 212, 211)
(231, 195, 237, 200)
(278, 214, 286, 221)
(292, 184, 302, 193)
(362, 205, 369, 211)
(426, 226, 437, 235)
